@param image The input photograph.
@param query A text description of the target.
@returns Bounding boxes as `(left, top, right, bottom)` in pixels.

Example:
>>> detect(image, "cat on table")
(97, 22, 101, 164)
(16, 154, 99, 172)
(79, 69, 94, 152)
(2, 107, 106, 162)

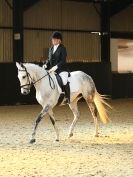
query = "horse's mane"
(24, 63, 43, 70)
(23, 63, 46, 75)
(24, 63, 41, 68)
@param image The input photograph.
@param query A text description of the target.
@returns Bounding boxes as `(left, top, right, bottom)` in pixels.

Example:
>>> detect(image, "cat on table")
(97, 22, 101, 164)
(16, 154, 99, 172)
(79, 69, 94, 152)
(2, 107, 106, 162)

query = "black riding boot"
(63, 82, 70, 104)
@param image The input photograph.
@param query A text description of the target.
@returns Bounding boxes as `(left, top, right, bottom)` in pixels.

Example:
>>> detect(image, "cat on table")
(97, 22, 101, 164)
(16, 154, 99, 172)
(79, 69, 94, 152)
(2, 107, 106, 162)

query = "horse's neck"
(26, 64, 47, 83)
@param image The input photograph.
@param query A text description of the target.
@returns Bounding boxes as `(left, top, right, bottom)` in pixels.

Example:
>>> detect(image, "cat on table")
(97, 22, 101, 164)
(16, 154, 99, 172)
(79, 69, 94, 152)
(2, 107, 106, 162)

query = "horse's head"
(16, 62, 32, 95)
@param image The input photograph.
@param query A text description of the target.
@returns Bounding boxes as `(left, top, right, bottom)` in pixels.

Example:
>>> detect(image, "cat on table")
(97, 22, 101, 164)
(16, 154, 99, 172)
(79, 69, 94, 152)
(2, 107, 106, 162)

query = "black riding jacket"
(45, 44, 68, 73)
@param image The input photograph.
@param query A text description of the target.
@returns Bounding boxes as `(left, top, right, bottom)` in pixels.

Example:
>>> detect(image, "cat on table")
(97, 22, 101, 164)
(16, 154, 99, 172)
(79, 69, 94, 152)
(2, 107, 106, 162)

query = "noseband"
(19, 66, 55, 91)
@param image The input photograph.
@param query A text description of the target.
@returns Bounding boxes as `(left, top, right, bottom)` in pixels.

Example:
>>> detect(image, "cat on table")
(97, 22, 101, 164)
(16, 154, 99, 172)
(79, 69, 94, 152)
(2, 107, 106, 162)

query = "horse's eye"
(22, 76, 26, 79)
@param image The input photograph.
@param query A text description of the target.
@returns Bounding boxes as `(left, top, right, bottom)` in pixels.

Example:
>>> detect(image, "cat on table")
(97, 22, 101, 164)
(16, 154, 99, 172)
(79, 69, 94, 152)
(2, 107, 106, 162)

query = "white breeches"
(59, 72, 68, 85)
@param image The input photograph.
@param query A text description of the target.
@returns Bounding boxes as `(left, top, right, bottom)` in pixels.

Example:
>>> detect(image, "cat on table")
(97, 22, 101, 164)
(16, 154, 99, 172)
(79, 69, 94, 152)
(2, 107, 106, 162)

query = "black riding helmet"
(51, 31, 63, 41)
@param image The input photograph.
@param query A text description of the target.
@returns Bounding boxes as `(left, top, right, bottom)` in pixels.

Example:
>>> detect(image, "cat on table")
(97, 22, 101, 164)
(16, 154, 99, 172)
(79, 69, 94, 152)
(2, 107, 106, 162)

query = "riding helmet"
(51, 31, 62, 41)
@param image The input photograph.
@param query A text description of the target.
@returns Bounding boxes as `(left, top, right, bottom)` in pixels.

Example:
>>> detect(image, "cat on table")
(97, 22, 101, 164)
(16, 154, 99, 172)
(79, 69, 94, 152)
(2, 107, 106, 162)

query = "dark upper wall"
(0, 0, 12, 62)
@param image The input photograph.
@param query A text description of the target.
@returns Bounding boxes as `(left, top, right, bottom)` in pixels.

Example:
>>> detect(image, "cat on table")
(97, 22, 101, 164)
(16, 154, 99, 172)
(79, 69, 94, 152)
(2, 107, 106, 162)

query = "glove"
(42, 64, 47, 69)
(49, 65, 58, 73)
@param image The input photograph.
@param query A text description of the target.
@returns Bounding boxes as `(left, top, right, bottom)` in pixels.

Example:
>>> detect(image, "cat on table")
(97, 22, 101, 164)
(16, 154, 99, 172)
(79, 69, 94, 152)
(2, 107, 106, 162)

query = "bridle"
(19, 66, 55, 91)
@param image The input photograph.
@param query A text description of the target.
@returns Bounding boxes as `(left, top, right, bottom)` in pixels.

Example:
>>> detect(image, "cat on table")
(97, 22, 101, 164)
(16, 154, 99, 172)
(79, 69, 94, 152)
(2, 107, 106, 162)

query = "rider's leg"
(59, 72, 70, 103)
(63, 82, 70, 103)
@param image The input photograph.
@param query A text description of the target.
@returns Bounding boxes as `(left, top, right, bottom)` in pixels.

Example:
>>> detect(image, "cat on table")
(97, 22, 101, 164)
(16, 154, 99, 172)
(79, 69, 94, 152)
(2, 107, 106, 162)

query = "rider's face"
(51, 38, 61, 45)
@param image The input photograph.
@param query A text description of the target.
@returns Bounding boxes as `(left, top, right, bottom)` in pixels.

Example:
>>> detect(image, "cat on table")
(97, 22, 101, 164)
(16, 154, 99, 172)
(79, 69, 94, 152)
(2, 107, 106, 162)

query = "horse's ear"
(20, 62, 25, 68)
(16, 62, 24, 69)
(16, 62, 20, 68)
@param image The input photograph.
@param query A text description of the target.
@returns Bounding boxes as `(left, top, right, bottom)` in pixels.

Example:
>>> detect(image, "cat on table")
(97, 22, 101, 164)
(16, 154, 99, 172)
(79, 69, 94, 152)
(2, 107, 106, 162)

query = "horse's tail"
(94, 90, 111, 124)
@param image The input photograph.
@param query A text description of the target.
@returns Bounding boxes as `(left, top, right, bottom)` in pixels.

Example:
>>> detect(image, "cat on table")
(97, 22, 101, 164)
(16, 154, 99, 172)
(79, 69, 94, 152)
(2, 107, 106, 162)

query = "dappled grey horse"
(16, 62, 111, 144)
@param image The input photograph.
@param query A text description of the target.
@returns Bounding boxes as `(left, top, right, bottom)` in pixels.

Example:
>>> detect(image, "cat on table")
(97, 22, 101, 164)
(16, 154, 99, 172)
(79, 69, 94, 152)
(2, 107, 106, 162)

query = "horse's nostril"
(23, 91, 27, 95)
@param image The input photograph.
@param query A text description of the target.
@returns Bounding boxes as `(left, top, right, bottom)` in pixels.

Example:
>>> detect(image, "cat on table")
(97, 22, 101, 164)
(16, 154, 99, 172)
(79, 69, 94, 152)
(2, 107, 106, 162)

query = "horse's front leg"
(48, 109, 59, 142)
(30, 105, 49, 144)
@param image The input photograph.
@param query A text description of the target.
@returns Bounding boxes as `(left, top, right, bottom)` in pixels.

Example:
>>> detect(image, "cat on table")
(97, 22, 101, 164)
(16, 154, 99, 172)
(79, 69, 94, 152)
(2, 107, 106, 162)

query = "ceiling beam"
(110, 0, 132, 17)
(23, 0, 40, 11)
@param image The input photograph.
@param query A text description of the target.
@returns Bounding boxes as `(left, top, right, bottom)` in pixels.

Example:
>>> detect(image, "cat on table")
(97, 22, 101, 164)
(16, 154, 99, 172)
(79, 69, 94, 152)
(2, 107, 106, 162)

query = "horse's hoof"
(30, 139, 36, 144)
(68, 133, 73, 138)
(95, 134, 99, 137)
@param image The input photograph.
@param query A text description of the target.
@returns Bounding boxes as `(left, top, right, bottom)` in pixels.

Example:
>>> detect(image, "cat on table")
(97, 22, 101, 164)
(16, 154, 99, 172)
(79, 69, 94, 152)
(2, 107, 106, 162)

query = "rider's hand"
(49, 65, 58, 73)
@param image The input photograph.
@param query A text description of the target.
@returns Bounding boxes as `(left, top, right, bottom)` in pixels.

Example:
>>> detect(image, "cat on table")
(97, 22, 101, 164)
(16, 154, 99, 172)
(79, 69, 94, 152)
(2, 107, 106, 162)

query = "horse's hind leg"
(48, 109, 59, 142)
(68, 99, 80, 138)
(87, 101, 99, 137)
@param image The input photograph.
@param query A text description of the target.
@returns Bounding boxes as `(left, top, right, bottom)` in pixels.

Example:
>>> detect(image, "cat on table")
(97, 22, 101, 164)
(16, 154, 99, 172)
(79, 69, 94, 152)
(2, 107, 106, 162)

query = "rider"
(43, 31, 70, 103)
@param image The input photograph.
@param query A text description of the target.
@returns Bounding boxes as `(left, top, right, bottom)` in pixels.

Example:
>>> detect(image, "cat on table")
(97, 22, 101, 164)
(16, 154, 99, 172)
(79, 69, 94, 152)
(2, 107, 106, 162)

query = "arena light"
(91, 32, 101, 35)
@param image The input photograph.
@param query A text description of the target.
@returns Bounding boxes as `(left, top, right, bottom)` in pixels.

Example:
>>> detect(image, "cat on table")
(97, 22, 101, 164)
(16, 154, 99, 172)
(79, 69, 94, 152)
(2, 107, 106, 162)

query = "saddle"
(55, 74, 70, 105)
